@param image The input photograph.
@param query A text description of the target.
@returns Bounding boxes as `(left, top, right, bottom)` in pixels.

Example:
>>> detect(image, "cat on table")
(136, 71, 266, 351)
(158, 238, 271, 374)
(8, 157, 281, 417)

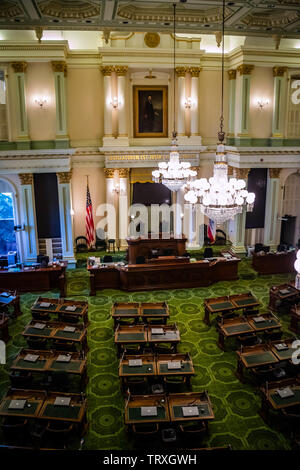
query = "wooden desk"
(236, 344, 279, 381)
(290, 304, 300, 335)
(111, 302, 170, 328)
(0, 389, 88, 436)
(22, 321, 88, 353)
(259, 378, 300, 423)
(217, 316, 254, 351)
(10, 349, 88, 388)
(0, 313, 10, 343)
(204, 292, 260, 326)
(88, 257, 240, 294)
(247, 312, 281, 334)
(156, 353, 194, 386)
(0, 290, 21, 317)
(168, 392, 214, 430)
(147, 324, 180, 353)
(252, 250, 296, 275)
(147, 256, 189, 265)
(126, 236, 187, 264)
(0, 263, 67, 297)
(124, 394, 169, 426)
(31, 297, 88, 325)
(114, 324, 148, 356)
(269, 338, 298, 364)
(268, 283, 300, 313)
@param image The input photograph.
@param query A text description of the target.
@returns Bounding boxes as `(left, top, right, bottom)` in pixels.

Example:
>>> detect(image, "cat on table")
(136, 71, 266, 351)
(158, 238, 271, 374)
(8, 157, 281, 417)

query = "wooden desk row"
(125, 391, 214, 430)
(88, 256, 240, 294)
(236, 339, 298, 381)
(268, 283, 300, 313)
(10, 349, 88, 389)
(217, 313, 282, 350)
(119, 353, 194, 389)
(290, 304, 300, 335)
(0, 263, 67, 297)
(252, 250, 296, 275)
(111, 302, 169, 328)
(22, 321, 88, 353)
(115, 324, 180, 356)
(204, 292, 260, 326)
(0, 389, 88, 436)
(31, 297, 88, 325)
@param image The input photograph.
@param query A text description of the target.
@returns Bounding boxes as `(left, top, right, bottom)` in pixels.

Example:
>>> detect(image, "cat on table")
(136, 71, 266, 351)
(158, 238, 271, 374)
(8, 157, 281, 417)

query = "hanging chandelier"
(183, 0, 255, 224)
(152, 3, 196, 192)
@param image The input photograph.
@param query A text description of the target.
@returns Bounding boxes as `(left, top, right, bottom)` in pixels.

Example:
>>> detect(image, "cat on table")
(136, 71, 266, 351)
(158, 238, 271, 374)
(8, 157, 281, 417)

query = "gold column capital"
(11, 61, 28, 73)
(114, 66, 128, 76)
(269, 168, 281, 178)
(175, 66, 188, 77)
(100, 65, 114, 76)
(273, 66, 287, 77)
(104, 168, 115, 178)
(57, 171, 72, 184)
(227, 69, 237, 80)
(188, 66, 202, 77)
(235, 168, 250, 179)
(19, 173, 33, 185)
(237, 64, 254, 76)
(51, 61, 67, 76)
(118, 168, 130, 178)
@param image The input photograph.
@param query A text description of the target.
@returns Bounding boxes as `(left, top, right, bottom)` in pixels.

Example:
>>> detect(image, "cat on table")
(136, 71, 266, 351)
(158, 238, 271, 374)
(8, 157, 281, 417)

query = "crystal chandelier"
(152, 3, 196, 192)
(183, 0, 255, 224)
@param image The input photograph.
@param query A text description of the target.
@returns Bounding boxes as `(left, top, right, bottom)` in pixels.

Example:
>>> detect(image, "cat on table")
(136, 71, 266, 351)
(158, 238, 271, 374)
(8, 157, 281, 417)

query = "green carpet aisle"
(0, 258, 296, 450)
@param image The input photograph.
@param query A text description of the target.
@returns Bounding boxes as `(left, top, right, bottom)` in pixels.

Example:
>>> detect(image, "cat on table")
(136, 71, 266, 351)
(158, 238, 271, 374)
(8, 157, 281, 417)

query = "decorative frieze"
(118, 168, 130, 178)
(11, 61, 27, 73)
(237, 64, 254, 76)
(57, 171, 72, 184)
(19, 173, 33, 185)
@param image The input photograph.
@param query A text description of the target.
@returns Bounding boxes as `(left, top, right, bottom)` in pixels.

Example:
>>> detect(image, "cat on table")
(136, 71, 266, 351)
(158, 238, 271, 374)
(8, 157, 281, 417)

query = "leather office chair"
(103, 255, 113, 263)
(136, 256, 146, 264)
(203, 247, 213, 258)
(132, 423, 159, 435)
(26, 337, 48, 350)
(75, 236, 88, 253)
(9, 370, 33, 388)
(1, 417, 28, 443)
(45, 421, 74, 448)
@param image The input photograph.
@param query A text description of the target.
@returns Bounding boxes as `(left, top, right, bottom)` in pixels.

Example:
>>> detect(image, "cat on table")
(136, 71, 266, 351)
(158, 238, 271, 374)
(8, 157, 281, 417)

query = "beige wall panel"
(249, 66, 273, 138)
(26, 62, 56, 141)
(67, 68, 103, 147)
(71, 166, 106, 239)
(199, 70, 228, 144)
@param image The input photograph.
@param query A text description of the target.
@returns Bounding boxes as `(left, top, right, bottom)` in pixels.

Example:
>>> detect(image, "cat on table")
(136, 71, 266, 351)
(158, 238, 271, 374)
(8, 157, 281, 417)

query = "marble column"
(57, 171, 76, 267)
(227, 69, 237, 143)
(100, 66, 114, 146)
(19, 173, 38, 261)
(175, 188, 184, 238)
(189, 67, 202, 144)
(263, 168, 281, 250)
(271, 67, 287, 146)
(118, 168, 130, 249)
(11, 62, 30, 149)
(175, 67, 187, 143)
(115, 66, 129, 146)
(227, 168, 250, 254)
(104, 168, 117, 241)
(51, 61, 69, 148)
(236, 65, 254, 146)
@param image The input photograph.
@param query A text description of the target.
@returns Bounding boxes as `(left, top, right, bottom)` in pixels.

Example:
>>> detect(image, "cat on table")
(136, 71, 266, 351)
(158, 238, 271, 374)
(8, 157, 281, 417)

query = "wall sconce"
(112, 183, 125, 195)
(257, 99, 269, 110)
(110, 96, 121, 109)
(35, 97, 47, 109)
(184, 97, 194, 109)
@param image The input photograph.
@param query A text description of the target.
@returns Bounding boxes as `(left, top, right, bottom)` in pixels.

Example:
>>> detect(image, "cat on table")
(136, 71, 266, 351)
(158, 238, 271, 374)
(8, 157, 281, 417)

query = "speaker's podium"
(126, 234, 187, 265)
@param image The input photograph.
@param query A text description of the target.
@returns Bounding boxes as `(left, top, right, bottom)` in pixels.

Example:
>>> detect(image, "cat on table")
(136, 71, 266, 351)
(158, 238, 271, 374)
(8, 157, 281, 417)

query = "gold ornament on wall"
(57, 171, 72, 184)
(51, 61, 67, 76)
(19, 173, 33, 185)
(269, 168, 281, 178)
(237, 64, 254, 76)
(144, 32, 160, 48)
(104, 168, 115, 179)
(118, 168, 130, 178)
(227, 69, 237, 80)
(35, 27, 44, 43)
(11, 62, 27, 73)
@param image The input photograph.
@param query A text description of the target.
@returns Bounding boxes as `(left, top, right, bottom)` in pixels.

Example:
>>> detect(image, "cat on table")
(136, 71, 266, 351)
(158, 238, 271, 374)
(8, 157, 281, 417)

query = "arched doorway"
(281, 172, 300, 247)
(0, 178, 18, 257)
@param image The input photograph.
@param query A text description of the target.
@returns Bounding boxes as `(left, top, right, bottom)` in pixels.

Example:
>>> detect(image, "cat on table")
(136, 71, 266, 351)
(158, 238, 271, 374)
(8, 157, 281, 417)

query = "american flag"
(86, 183, 95, 247)
(207, 219, 216, 244)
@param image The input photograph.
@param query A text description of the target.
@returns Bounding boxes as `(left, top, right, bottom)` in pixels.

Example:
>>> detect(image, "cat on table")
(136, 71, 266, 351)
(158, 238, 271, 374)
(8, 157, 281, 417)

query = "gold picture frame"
(133, 85, 168, 138)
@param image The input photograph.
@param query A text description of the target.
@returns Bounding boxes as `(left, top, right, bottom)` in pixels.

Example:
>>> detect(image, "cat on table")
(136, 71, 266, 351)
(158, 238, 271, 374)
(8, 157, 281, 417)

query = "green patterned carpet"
(0, 258, 297, 450)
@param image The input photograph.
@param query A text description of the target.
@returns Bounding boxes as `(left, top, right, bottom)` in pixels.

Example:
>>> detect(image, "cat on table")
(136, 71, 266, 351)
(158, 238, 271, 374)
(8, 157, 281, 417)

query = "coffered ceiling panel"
(0, 1, 300, 37)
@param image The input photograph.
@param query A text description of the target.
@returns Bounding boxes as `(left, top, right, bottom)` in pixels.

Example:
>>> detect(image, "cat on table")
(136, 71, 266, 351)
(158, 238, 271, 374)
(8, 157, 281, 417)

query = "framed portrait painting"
(133, 85, 168, 138)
